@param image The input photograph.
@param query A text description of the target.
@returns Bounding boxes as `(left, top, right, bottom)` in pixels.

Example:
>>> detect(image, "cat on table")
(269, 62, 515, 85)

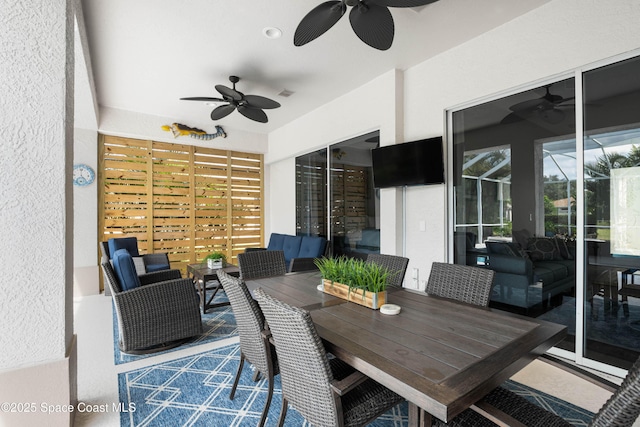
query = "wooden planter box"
(322, 279, 386, 310)
(207, 259, 223, 269)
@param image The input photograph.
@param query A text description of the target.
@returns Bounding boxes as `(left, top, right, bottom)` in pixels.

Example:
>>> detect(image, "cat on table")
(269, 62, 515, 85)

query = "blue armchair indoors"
(248, 233, 328, 272)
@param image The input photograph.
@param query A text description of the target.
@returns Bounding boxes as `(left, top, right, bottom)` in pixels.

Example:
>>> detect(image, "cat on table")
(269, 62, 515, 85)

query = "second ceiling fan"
(294, 0, 440, 51)
(181, 76, 280, 123)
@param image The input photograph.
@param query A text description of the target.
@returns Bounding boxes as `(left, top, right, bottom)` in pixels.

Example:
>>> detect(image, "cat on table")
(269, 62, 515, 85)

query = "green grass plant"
(314, 256, 391, 294)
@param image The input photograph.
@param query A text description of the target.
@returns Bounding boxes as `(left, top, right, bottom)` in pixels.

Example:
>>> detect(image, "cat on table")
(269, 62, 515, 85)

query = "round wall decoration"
(73, 164, 95, 187)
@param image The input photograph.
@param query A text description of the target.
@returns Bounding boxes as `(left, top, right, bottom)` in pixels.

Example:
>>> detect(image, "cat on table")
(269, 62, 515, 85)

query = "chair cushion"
(143, 253, 170, 272)
(281, 235, 303, 265)
(108, 237, 140, 257)
(132, 257, 147, 275)
(112, 249, 141, 291)
(267, 233, 286, 251)
(298, 236, 326, 258)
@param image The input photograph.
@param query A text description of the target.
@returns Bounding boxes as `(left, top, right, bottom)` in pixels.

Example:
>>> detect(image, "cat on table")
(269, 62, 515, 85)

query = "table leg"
(195, 278, 206, 313)
(408, 402, 431, 427)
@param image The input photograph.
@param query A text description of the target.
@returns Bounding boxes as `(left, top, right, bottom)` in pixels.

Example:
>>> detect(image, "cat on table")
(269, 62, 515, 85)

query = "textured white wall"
(267, 0, 640, 290)
(0, 0, 74, 372)
(74, 128, 98, 268)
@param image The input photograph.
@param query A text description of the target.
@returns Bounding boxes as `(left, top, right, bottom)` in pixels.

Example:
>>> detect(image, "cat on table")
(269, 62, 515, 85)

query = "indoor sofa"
(485, 236, 576, 312)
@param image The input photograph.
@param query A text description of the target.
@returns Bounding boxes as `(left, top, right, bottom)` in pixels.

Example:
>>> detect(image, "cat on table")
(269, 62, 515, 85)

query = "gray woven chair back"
(217, 270, 271, 375)
(254, 288, 339, 427)
(589, 354, 640, 427)
(238, 250, 287, 280)
(99, 241, 110, 260)
(101, 261, 122, 294)
(426, 262, 495, 307)
(366, 254, 409, 288)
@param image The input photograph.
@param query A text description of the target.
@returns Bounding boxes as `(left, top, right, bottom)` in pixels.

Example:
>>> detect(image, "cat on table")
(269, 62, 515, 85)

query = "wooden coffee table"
(187, 263, 240, 313)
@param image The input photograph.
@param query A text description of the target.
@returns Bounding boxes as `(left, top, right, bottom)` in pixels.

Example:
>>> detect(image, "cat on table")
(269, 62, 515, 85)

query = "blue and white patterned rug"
(118, 342, 407, 426)
(113, 292, 237, 365)
(118, 343, 594, 427)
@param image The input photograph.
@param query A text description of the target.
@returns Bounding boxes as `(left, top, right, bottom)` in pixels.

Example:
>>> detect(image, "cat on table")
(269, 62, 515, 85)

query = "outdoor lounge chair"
(101, 250, 201, 354)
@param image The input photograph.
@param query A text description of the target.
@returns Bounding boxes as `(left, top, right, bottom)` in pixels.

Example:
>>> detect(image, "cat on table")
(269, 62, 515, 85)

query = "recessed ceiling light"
(263, 27, 282, 39)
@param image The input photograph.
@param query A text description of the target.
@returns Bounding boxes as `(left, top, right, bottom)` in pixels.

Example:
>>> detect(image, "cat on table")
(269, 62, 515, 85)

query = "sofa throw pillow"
(554, 237, 574, 260)
(527, 237, 561, 261)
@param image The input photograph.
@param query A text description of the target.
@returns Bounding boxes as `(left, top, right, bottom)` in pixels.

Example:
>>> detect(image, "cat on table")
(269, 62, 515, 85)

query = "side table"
(186, 263, 240, 313)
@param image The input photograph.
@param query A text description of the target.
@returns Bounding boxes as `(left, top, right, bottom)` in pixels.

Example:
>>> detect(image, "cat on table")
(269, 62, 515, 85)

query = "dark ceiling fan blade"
(210, 104, 236, 120)
(500, 112, 526, 125)
(372, 0, 439, 7)
(238, 105, 268, 123)
(294, 1, 346, 46)
(244, 95, 281, 109)
(180, 96, 226, 102)
(349, 1, 394, 50)
(539, 108, 566, 124)
(215, 84, 242, 101)
(509, 97, 547, 113)
(556, 96, 575, 105)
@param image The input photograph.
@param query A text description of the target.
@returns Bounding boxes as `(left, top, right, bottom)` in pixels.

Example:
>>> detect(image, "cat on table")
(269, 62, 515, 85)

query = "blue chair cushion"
(145, 262, 169, 273)
(267, 233, 286, 251)
(108, 237, 140, 258)
(281, 235, 303, 266)
(112, 249, 141, 291)
(298, 236, 326, 258)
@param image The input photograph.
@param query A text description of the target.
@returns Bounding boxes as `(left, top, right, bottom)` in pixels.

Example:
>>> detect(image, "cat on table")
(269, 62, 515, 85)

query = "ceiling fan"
(181, 76, 281, 123)
(294, 0, 440, 51)
(501, 85, 575, 125)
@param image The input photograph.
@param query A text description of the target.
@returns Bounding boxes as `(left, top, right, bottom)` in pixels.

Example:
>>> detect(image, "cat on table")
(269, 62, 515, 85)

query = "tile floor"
(72, 293, 630, 427)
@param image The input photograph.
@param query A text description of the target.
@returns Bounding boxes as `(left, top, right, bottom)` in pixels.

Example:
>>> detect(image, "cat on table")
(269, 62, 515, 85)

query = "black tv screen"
(371, 137, 444, 188)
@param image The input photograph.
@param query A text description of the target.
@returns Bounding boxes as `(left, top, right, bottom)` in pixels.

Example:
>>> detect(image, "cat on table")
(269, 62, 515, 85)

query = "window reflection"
(451, 54, 640, 370)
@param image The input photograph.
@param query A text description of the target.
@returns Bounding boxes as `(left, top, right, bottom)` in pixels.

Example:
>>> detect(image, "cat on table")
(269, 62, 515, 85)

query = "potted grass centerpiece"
(314, 257, 391, 310)
(204, 251, 226, 269)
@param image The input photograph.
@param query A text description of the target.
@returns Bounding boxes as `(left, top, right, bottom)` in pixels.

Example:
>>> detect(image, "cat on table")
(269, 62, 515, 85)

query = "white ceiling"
(80, 0, 550, 135)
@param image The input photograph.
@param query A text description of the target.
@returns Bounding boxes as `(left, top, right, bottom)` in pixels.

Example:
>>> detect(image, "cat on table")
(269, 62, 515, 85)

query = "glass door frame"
(447, 48, 640, 377)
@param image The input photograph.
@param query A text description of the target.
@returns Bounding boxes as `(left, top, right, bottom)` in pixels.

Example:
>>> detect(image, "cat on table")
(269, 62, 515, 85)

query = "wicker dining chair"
(237, 249, 287, 280)
(425, 262, 495, 307)
(217, 270, 278, 427)
(366, 253, 410, 288)
(254, 288, 404, 427)
(433, 354, 640, 427)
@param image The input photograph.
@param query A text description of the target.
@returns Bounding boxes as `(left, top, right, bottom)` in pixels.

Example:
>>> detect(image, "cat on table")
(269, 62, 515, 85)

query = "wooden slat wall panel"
(151, 142, 191, 273)
(100, 135, 263, 282)
(102, 136, 151, 258)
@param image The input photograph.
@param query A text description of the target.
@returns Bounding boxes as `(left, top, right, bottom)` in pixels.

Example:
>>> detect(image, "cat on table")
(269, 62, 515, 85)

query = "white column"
(0, 0, 76, 425)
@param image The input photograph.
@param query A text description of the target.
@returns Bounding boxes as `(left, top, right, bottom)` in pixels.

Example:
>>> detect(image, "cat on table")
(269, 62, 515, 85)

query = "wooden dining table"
(244, 271, 567, 426)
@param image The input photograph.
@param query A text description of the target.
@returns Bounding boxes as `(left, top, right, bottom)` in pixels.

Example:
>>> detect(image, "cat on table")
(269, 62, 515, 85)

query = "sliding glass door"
(582, 56, 640, 369)
(450, 52, 640, 372)
(296, 131, 380, 258)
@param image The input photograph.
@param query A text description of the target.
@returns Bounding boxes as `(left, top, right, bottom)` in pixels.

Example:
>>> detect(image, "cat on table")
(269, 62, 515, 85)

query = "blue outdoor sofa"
(248, 233, 329, 272)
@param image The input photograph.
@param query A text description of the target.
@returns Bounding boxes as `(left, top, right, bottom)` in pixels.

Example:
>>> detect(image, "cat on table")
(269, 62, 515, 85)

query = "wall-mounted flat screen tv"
(371, 137, 444, 188)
